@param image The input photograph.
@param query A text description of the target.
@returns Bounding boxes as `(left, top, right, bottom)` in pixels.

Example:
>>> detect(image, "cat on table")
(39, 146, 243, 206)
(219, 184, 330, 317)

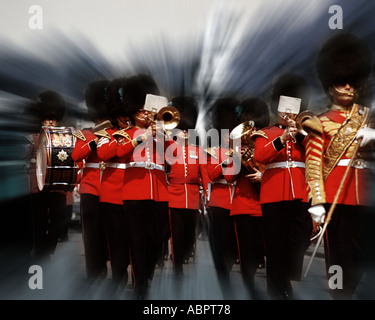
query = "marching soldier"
(205, 97, 239, 298)
(253, 74, 312, 299)
(166, 96, 210, 278)
(95, 77, 133, 292)
(28, 91, 69, 260)
(115, 74, 169, 299)
(305, 33, 374, 299)
(71, 80, 111, 282)
(226, 98, 269, 299)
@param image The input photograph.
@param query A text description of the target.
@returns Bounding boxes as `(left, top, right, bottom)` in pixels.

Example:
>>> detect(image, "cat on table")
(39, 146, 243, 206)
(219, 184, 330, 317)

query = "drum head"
(36, 132, 48, 191)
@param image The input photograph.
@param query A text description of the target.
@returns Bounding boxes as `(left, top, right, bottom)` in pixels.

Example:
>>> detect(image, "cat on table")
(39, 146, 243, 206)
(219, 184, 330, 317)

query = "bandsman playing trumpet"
(253, 74, 312, 299)
(114, 75, 173, 299)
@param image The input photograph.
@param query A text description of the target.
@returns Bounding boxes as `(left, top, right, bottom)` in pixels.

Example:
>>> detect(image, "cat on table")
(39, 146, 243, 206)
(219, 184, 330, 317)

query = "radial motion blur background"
(0, 0, 374, 259)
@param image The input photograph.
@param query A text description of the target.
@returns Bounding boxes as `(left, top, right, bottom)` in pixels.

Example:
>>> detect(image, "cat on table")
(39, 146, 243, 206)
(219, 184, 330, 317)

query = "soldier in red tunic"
(114, 75, 170, 299)
(305, 33, 374, 299)
(166, 96, 210, 278)
(253, 74, 312, 299)
(226, 98, 269, 299)
(72, 80, 111, 282)
(95, 77, 134, 292)
(205, 97, 239, 298)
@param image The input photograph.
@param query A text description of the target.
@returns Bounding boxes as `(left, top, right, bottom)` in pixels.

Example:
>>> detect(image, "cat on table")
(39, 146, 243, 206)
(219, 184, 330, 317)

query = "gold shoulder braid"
(95, 129, 111, 139)
(113, 129, 132, 141)
(323, 104, 370, 180)
(73, 130, 86, 141)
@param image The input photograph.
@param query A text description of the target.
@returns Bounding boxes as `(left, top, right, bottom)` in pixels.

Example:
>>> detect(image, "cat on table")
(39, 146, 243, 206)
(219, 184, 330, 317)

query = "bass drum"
(36, 126, 78, 192)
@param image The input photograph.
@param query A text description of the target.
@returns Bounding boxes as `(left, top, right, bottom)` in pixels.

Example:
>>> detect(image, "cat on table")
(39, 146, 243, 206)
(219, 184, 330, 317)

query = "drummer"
(27, 90, 70, 261)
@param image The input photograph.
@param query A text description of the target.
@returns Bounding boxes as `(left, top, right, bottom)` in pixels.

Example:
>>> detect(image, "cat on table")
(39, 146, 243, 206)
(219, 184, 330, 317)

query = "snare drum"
(36, 126, 78, 192)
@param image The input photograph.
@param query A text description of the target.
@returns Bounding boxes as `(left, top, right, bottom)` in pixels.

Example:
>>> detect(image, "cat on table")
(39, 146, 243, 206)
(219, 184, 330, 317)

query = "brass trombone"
(136, 105, 181, 131)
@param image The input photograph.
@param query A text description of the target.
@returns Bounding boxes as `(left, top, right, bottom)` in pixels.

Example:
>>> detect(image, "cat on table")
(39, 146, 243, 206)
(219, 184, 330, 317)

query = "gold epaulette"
(73, 130, 86, 141)
(204, 147, 218, 160)
(251, 129, 268, 139)
(113, 129, 132, 141)
(95, 129, 111, 139)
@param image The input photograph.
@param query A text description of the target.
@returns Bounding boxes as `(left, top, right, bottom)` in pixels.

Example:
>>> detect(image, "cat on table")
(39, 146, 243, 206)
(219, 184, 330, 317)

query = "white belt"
(337, 158, 374, 169)
(85, 161, 164, 171)
(85, 162, 106, 170)
(106, 162, 127, 169)
(265, 161, 305, 170)
(124, 161, 165, 171)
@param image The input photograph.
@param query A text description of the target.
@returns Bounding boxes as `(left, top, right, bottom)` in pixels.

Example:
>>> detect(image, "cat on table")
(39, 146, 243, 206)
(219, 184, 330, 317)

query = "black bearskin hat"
(106, 77, 127, 120)
(84, 79, 110, 121)
(120, 74, 160, 119)
(35, 90, 65, 123)
(211, 97, 240, 132)
(238, 98, 270, 129)
(270, 73, 310, 116)
(170, 96, 198, 130)
(316, 33, 372, 91)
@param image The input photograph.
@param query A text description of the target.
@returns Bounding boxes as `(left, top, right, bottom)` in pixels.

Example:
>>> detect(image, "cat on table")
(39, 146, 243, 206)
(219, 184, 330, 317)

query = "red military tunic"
(116, 127, 169, 202)
(96, 126, 134, 205)
(205, 146, 236, 210)
(229, 168, 262, 217)
(253, 125, 306, 204)
(71, 128, 102, 196)
(304, 104, 372, 206)
(166, 142, 209, 209)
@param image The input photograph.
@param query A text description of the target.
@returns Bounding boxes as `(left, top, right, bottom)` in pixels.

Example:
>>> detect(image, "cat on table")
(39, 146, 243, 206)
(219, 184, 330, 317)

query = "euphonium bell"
(229, 121, 267, 173)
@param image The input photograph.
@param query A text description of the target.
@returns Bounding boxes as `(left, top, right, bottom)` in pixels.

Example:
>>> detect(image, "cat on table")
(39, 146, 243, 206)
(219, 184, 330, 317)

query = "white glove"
(308, 204, 326, 224)
(357, 127, 375, 147)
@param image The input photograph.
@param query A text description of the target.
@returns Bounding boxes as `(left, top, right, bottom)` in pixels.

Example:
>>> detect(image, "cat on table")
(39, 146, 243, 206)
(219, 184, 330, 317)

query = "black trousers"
(208, 207, 237, 278)
(324, 203, 375, 299)
(101, 202, 130, 286)
(234, 214, 265, 298)
(124, 199, 163, 298)
(80, 194, 108, 280)
(156, 201, 170, 263)
(169, 208, 199, 273)
(262, 200, 312, 299)
(31, 191, 67, 258)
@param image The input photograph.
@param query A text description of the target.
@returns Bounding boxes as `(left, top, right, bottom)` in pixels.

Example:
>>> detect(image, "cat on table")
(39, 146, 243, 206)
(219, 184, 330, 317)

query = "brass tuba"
(229, 121, 267, 173)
